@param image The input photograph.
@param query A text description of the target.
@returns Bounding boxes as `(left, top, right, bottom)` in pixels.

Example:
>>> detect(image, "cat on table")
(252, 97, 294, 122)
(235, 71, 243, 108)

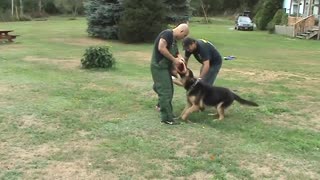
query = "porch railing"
(293, 15, 316, 37)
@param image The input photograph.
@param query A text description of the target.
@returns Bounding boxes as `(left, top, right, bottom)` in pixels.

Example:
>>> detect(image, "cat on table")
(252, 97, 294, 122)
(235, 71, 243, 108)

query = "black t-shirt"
(185, 39, 222, 66)
(153, 29, 174, 62)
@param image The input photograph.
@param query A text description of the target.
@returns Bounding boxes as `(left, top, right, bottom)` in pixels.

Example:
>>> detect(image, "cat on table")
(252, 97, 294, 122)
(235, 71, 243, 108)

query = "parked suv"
(235, 15, 254, 31)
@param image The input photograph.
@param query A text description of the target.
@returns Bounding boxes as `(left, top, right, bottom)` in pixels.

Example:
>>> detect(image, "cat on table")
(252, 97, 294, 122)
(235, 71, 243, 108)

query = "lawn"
(0, 17, 319, 179)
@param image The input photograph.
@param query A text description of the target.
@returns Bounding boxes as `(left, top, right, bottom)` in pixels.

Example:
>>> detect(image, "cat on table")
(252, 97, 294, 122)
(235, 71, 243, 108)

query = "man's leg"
(152, 84, 161, 111)
(203, 64, 222, 85)
(151, 67, 175, 123)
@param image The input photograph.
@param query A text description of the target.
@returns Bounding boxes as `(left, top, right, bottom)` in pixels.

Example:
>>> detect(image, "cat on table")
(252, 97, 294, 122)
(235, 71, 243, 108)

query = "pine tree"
(118, 0, 167, 43)
(254, 0, 283, 30)
(164, 0, 191, 24)
(85, 0, 123, 39)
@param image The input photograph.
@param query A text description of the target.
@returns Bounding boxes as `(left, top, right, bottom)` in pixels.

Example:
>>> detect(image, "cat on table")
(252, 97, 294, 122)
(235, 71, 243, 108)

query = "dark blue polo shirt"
(185, 39, 222, 66)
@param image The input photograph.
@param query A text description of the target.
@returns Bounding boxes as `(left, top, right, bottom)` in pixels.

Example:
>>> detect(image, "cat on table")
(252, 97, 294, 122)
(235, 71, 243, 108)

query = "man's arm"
(158, 38, 181, 65)
(183, 51, 191, 66)
(199, 60, 210, 79)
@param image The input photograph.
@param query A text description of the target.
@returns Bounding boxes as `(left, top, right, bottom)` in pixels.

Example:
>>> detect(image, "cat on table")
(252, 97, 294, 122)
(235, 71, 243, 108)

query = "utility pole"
(289, 0, 293, 15)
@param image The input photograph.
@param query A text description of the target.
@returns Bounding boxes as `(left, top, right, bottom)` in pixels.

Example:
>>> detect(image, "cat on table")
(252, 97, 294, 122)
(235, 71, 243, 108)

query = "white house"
(283, 0, 320, 17)
(276, 0, 319, 39)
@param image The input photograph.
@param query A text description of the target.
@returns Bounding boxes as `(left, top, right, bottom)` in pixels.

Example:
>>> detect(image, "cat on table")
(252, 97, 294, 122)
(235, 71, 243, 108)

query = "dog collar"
(187, 78, 201, 94)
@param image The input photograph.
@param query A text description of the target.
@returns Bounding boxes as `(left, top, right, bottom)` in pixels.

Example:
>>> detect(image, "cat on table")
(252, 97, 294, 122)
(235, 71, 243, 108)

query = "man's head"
(182, 37, 197, 53)
(173, 23, 189, 40)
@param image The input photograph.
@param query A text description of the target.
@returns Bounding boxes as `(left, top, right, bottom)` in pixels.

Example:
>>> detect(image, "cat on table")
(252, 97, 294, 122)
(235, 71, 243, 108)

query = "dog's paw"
(208, 113, 218, 116)
(186, 120, 193, 123)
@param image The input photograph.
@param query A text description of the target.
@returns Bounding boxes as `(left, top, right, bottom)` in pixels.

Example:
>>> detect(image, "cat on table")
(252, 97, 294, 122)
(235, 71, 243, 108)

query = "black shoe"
(161, 119, 180, 125)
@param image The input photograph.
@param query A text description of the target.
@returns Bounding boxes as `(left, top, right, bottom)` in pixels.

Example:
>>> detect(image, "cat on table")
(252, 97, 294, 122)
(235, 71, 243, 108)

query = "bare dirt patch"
(221, 68, 317, 83)
(23, 56, 80, 69)
(18, 114, 45, 129)
(0, 44, 25, 52)
(176, 141, 200, 158)
(81, 83, 118, 92)
(51, 37, 107, 46)
(188, 171, 213, 179)
(0, 83, 11, 93)
(31, 161, 109, 179)
(270, 102, 320, 132)
(240, 153, 319, 179)
(0, 143, 60, 170)
(115, 51, 151, 64)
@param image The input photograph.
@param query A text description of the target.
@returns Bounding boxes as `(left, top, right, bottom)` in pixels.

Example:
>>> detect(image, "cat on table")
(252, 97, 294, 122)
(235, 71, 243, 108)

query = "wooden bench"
(0, 30, 19, 42)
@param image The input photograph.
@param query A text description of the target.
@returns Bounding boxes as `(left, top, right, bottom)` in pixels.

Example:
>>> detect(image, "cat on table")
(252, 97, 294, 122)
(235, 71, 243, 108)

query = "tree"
(164, 0, 191, 24)
(267, 9, 286, 33)
(19, 0, 24, 16)
(118, 0, 167, 43)
(85, 0, 123, 40)
(254, 0, 283, 30)
(54, 0, 85, 16)
(191, 0, 223, 16)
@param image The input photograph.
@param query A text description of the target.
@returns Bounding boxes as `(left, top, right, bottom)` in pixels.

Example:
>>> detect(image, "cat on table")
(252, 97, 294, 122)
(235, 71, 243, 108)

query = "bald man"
(151, 23, 189, 125)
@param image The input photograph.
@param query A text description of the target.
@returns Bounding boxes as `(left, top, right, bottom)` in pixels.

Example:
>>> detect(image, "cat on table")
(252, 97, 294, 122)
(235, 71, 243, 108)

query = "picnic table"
(0, 30, 19, 42)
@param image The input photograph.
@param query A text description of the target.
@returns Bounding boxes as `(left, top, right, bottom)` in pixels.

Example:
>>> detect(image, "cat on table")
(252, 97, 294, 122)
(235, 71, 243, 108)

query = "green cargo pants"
(151, 42, 178, 122)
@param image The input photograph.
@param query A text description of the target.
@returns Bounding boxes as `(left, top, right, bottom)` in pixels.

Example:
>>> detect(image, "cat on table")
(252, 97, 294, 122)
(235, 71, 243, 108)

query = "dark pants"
(151, 59, 174, 121)
(201, 63, 222, 85)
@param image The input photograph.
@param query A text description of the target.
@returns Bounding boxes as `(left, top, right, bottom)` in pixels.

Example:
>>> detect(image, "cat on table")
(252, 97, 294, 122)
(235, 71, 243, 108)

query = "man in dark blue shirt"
(182, 37, 222, 85)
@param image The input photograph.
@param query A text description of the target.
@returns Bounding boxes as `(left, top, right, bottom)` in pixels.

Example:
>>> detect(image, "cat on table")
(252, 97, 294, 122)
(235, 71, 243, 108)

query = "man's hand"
(175, 59, 187, 74)
(173, 57, 184, 66)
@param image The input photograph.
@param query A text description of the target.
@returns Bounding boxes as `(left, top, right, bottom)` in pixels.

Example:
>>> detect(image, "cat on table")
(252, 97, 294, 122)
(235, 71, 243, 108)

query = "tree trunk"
(11, 0, 14, 16)
(38, 0, 42, 15)
(15, 5, 19, 20)
(19, 0, 24, 16)
(199, 0, 208, 23)
(74, 6, 78, 17)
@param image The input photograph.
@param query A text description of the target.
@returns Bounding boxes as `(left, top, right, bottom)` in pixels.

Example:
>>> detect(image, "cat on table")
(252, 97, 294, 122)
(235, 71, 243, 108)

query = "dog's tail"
(233, 93, 259, 107)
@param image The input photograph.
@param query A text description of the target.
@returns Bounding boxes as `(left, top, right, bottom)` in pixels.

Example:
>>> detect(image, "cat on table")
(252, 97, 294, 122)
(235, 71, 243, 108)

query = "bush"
(164, 0, 190, 24)
(85, 0, 123, 40)
(118, 0, 167, 43)
(19, 14, 33, 21)
(281, 13, 288, 25)
(0, 10, 15, 22)
(267, 9, 285, 33)
(81, 46, 116, 69)
(254, 0, 282, 30)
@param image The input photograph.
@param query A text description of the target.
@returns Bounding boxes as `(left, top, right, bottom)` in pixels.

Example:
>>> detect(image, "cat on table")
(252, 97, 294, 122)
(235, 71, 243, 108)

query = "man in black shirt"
(150, 24, 189, 125)
(182, 37, 222, 85)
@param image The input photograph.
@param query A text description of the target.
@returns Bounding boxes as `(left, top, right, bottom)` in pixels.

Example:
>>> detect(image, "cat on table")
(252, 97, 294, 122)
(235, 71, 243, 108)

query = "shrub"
(19, 14, 32, 21)
(280, 13, 288, 25)
(118, 0, 167, 43)
(0, 10, 15, 22)
(85, 0, 123, 40)
(254, 0, 282, 30)
(164, 0, 191, 24)
(267, 9, 285, 33)
(81, 46, 116, 69)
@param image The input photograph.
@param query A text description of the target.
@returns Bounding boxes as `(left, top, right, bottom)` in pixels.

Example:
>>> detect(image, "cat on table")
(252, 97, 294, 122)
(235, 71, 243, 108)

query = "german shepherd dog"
(176, 69, 258, 121)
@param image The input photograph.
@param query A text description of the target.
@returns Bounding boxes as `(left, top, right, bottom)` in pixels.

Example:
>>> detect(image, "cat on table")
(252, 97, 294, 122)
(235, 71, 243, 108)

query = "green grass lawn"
(0, 17, 319, 179)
